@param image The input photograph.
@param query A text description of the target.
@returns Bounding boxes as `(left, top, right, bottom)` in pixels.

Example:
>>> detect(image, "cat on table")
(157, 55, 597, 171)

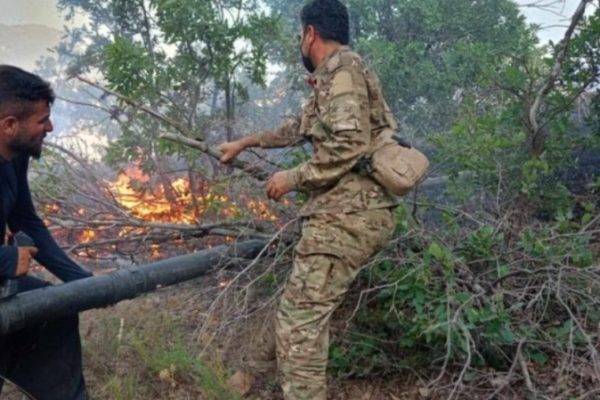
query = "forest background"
(2, 0, 600, 399)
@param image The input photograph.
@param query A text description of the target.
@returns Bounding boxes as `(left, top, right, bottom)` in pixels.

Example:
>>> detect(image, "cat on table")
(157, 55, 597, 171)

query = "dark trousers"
(0, 276, 86, 400)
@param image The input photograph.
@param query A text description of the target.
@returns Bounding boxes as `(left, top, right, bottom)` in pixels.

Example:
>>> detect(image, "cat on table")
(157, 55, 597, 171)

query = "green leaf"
(428, 242, 445, 261)
(528, 351, 548, 365)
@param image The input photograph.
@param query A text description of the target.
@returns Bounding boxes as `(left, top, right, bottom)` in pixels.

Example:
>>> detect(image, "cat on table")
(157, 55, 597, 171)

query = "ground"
(77, 277, 432, 400)
(76, 277, 546, 400)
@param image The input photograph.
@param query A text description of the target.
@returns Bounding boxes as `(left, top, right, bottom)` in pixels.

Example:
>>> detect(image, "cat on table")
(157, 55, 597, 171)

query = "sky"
(0, 0, 66, 28)
(517, 0, 591, 43)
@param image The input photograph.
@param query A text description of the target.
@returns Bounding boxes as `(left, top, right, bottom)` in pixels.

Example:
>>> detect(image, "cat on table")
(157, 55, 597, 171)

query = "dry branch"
(75, 76, 270, 181)
(37, 133, 279, 260)
(159, 132, 269, 181)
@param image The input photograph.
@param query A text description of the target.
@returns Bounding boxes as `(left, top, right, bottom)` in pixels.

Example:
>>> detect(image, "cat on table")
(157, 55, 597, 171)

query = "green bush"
(328, 208, 600, 381)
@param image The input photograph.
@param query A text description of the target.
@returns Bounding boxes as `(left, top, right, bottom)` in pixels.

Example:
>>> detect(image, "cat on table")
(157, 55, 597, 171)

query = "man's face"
(9, 101, 53, 159)
(299, 25, 316, 73)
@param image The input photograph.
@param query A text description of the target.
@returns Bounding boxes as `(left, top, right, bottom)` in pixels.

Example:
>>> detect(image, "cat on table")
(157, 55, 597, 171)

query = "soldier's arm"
(255, 115, 303, 148)
(284, 67, 370, 191)
(218, 115, 303, 163)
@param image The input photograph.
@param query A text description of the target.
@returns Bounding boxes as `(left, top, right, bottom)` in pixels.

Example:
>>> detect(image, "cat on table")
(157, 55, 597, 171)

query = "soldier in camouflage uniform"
(218, 1, 398, 398)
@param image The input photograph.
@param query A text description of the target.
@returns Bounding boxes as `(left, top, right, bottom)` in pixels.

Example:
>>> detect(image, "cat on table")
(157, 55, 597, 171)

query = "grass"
(81, 296, 240, 400)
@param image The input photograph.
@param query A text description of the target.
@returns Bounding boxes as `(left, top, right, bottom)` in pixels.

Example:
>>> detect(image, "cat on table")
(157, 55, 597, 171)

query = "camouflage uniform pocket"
(295, 208, 394, 268)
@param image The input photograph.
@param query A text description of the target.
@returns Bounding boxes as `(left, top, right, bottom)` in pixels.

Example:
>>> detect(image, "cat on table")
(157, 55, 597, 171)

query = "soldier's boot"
(230, 321, 277, 397)
(246, 325, 277, 373)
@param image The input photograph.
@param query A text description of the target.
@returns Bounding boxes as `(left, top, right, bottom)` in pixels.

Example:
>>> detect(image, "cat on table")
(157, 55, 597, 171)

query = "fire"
(219, 279, 231, 288)
(108, 165, 198, 224)
(79, 230, 97, 243)
(151, 244, 161, 258)
(44, 204, 60, 214)
(247, 200, 278, 221)
(43, 162, 283, 261)
(107, 164, 279, 224)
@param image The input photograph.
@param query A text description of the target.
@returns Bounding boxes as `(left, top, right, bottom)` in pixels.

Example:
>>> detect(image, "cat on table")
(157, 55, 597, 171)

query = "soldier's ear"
(305, 25, 317, 43)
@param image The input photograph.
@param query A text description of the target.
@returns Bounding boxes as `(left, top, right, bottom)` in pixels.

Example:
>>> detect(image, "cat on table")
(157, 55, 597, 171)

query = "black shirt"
(0, 154, 91, 281)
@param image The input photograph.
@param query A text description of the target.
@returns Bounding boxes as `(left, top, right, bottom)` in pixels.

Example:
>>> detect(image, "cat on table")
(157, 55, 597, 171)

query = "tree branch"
(159, 132, 269, 181)
(75, 76, 270, 181)
(528, 0, 592, 157)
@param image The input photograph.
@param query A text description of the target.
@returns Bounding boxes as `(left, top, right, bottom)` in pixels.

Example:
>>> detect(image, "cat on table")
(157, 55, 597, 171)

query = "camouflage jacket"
(258, 46, 399, 216)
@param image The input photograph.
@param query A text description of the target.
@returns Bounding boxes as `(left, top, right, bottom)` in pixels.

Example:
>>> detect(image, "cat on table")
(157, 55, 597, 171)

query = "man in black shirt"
(0, 65, 92, 400)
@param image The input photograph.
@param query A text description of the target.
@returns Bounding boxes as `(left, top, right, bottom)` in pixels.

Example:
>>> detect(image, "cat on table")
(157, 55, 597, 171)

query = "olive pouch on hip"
(353, 130, 429, 196)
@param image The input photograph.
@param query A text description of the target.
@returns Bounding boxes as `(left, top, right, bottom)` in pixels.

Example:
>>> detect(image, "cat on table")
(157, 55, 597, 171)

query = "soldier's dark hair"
(301, 0, 350, 45)
(0, 65, 55, 120)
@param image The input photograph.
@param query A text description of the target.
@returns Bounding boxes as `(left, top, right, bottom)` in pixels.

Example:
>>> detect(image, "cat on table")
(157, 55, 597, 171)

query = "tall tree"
(57, 0, 277, 165)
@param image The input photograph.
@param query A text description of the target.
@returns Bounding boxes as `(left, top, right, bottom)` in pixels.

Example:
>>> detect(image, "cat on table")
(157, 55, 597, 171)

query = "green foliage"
(268, 0, 536, 136)
(154, 0, 276, 90)
(132, 318, 240, 400)
(458, 225, 504, 262)
(132, 331, 196, 378)
(58, 0, 278, 170)
(103, 374, 140, 400)
(327, 210, 599, 378)
(103, 37, 162, 99)
(559, 9, 600, 98)
(519, 223, 595, 269)
(268, 0, 598, 219)
(51, 1, 599, 393)
(329, 335, 394, 377)
(193, 358, 240, 400)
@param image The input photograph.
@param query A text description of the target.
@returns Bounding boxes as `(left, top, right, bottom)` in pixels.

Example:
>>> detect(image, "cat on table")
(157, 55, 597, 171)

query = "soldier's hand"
(266, 171, 291, 201)
(15, 246, 38, 276)
(217, 141, 245, 164)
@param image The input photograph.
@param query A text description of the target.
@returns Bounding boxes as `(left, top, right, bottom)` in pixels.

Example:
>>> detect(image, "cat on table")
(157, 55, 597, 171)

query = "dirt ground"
(76, 278, 437, 400)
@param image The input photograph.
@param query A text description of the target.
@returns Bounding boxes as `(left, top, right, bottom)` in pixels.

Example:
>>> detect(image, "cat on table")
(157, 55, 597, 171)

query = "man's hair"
(0, 65, 55, 120)
(301, 0, 350, 45)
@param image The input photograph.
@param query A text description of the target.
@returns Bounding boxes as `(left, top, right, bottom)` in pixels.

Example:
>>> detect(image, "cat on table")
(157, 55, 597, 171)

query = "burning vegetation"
(40, 160, 281, 264)
(108, 164, 278, 224)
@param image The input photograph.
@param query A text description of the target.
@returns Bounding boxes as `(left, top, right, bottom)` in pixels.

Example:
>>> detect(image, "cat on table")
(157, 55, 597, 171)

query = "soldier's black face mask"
(299, 30, 316, 73)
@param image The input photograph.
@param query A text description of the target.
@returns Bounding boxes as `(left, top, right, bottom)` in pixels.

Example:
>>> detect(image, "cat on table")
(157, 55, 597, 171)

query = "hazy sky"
(518, 0, 591, 43)
(0, 0, 66, 27)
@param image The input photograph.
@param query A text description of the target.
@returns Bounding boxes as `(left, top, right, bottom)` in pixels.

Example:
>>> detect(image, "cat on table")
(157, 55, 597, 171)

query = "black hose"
(0, 240, 267, 335)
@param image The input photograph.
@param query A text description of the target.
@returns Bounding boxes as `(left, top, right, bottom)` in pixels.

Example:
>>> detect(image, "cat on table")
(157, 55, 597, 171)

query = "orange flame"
(108, 165, 198, 223)
(43, 162, 282, 260)
(80, 230, 97, 243)
(108, 164, 279, 224)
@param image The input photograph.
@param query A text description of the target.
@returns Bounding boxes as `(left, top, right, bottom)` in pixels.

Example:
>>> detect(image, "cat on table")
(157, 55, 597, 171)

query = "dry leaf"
(228, 370, 255, 396)
(158, 364, 177, 387)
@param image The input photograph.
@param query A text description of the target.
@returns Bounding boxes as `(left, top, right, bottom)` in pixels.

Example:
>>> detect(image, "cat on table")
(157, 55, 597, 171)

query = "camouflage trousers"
(275, 208, 394, 400)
